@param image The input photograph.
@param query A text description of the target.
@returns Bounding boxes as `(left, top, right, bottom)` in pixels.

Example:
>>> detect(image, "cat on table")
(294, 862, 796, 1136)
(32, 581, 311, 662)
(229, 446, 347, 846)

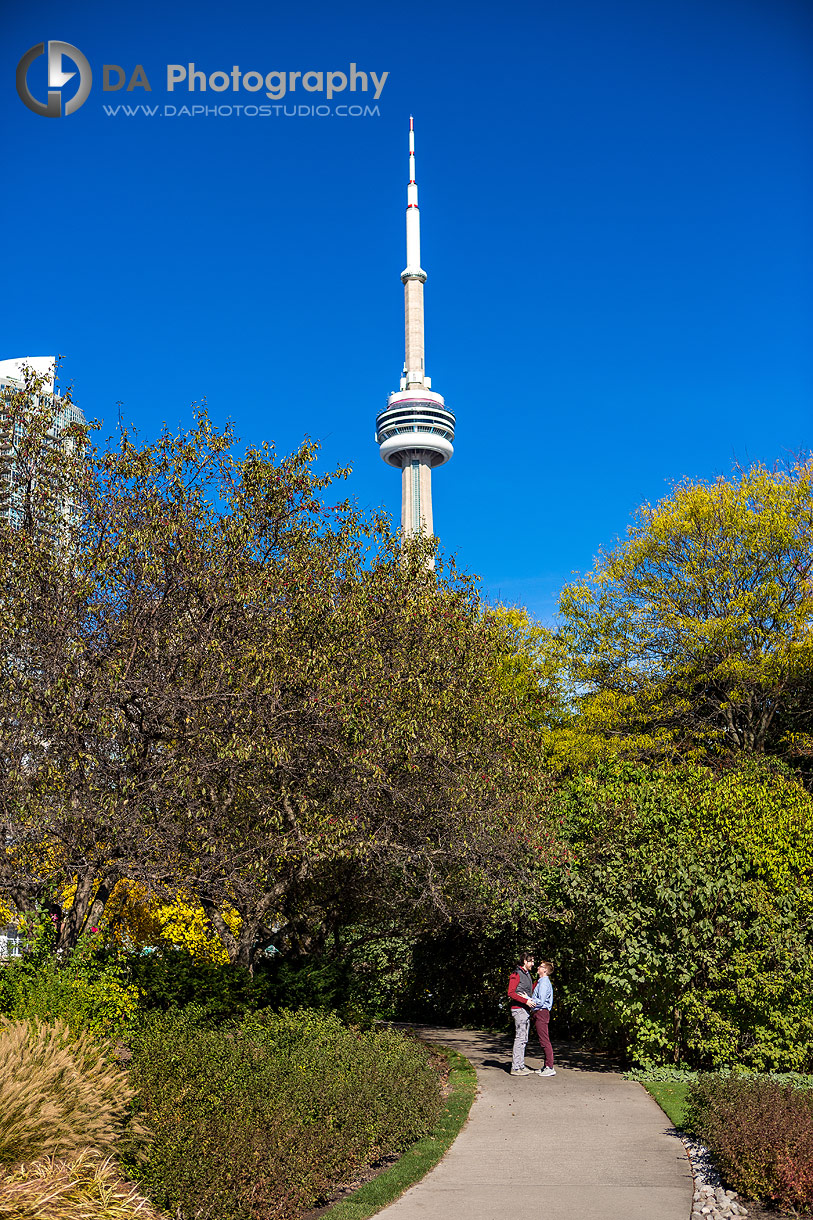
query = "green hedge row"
(125, 1007, 444, 1220)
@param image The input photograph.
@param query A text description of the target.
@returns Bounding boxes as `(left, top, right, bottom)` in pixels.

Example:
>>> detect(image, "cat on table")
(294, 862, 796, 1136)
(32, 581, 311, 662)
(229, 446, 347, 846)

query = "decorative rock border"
(682, 1134, 749, 1218)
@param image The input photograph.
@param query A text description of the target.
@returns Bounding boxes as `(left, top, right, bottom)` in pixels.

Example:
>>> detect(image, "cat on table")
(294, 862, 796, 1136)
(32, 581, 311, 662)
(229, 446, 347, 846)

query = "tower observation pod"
(375, 117, 455, 540)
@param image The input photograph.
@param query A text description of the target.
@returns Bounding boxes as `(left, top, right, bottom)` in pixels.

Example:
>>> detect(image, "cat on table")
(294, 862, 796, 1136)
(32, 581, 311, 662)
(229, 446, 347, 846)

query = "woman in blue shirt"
(530, 960, 556, 1076)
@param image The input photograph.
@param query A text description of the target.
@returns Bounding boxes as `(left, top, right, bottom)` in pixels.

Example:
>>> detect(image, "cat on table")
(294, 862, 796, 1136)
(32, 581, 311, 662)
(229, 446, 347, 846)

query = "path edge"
(319, 1045, 478, 1220)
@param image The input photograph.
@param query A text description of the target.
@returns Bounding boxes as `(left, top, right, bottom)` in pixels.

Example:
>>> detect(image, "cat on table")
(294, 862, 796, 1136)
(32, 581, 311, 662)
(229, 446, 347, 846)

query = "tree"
(172, 543, 556, 967)
(484, 605, 620, 775)
(0, 389, 553, 965)
(559, 458, 813, 762)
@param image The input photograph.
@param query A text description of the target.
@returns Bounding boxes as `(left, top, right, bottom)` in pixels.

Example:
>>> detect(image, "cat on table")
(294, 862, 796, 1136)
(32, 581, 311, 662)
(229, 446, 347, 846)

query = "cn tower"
(375, 118, 455, 539)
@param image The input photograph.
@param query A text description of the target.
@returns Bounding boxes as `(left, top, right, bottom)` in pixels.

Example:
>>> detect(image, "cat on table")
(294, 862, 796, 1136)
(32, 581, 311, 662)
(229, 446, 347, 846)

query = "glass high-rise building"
(0, 357, 86, 532)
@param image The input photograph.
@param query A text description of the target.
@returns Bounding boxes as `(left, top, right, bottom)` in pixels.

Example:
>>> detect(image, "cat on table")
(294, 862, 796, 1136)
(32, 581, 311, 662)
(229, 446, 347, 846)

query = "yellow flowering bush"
(102, 881, 239, 964)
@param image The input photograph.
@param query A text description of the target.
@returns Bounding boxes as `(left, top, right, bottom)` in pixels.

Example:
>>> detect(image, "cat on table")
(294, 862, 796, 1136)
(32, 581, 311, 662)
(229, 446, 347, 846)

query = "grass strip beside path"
(642, 1081, 691, 1128)
(320, 1047, 477, 1220)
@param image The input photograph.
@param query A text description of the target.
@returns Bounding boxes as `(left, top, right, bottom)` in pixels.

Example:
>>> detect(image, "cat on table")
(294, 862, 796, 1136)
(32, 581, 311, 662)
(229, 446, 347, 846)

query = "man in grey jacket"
(506, 951, 536, 1075)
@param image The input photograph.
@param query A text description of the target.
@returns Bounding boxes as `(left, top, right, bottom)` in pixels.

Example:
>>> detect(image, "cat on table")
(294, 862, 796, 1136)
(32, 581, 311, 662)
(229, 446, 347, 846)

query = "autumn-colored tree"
(189, 555, 558, 967)
(558, 458, 813, 762)
(0, 378, 552, 965)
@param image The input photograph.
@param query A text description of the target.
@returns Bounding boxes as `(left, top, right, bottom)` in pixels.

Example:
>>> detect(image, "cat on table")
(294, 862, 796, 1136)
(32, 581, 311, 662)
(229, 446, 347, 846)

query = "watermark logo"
(16, 41, 92, 116)
(15, 45, 386, 120)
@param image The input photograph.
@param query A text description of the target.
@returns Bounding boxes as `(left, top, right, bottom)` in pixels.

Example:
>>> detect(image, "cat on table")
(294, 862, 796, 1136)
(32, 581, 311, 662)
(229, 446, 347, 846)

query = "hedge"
(125, 1006, 444, 1220)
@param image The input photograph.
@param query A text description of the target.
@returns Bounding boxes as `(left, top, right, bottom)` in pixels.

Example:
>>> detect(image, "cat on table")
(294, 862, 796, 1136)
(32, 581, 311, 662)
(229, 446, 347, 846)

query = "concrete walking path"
(379, 1026, 693, 1220)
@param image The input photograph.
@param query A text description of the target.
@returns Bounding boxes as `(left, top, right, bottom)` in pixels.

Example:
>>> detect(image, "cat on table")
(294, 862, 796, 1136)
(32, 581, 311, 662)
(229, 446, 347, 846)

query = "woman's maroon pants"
(533, 1008, 553, 1067)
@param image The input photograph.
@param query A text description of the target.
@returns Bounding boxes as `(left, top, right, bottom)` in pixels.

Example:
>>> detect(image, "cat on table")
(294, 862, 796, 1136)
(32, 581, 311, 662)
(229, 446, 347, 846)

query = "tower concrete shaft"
(402, 116, 428, 391)
(400, 451, 433, 536)
(375, 118, 455, 543)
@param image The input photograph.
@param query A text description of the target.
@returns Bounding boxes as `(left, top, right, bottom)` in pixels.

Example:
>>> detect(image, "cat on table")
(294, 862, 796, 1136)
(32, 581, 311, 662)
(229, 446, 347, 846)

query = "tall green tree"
(0, 388, 552, 965)
(559, 458, 813, 761)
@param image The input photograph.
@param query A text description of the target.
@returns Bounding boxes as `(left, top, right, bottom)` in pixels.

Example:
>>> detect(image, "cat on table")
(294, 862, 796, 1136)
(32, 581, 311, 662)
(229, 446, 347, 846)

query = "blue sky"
(2, 0, 811, 621)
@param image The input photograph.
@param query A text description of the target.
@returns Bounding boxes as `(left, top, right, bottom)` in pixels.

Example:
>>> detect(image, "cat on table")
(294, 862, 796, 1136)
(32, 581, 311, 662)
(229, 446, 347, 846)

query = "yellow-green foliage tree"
(485, 605, 627, 775)
(559, 458, 813, 763)
(101, 882, 235, 963)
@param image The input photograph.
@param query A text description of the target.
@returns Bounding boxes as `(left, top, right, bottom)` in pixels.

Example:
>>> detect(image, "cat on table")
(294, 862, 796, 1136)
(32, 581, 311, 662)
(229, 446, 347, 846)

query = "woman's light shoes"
(510, 1065, 556, 1076)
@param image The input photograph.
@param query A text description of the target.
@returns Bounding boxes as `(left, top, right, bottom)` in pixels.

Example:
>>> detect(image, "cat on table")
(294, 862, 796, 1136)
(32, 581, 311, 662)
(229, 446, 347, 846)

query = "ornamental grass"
(0, 1017, 141, 1166)
(0, 1152, 162, 1220)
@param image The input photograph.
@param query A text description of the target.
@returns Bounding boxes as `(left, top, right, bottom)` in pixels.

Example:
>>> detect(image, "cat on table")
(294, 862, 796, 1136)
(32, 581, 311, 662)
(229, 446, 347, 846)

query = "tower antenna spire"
(374, 118, 456, 545)
(402, 115, 426, 384)
(405, 115, 422, 282)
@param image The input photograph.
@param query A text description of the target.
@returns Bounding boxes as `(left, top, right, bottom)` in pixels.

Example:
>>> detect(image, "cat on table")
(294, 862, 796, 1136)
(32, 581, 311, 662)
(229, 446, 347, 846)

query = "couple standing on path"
(507, 951, 556, 1077)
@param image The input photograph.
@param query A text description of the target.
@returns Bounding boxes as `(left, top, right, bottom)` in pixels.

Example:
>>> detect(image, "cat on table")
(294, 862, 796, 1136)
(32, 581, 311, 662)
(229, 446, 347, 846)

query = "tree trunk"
(57, 871, 98, 953)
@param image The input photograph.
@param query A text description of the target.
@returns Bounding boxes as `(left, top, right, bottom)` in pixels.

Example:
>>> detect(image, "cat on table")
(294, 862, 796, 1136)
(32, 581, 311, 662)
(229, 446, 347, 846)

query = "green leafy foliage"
(685, 1074, 813, 1212)
(548, 761, 813, 1069)
(127, 947, 269, 1021)
(0, 933, 140, 1040)
(126, 1007, 444, 1220)
(396, 920, 527, 1027)
(320, 1048, 477, 1220)
(0, 961, 140, 1043)
(257, 923, 439, 1025)
(126, 930, 418, 1026)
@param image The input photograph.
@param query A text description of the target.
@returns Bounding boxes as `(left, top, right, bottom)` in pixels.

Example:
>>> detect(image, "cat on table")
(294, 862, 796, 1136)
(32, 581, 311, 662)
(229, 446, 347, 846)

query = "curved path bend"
(381, 1027, 693, 1220)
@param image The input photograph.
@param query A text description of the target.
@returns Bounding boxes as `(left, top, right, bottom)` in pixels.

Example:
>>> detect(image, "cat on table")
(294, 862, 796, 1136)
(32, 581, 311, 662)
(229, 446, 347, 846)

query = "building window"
(0, 925, 22, 960)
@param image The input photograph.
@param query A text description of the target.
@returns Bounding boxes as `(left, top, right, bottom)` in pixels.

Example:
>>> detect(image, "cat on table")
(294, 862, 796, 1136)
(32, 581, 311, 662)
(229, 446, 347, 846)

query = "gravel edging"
(682, 1133, 750, 1219)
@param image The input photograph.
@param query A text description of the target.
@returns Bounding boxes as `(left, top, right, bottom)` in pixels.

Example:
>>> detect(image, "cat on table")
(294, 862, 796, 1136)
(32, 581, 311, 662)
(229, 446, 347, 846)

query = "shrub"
(126, 1006, 444, 1220)
(0, 1018, 140, 1165)
(126, 932, 414, 1027)
(126, 947, 268, 1021)
(0, 1152, 162, 1220)
(258, 927, 418, 1023)
(546, 761, 813, 1069)
(685, 1073, 813, 1213)
(0, 952, 141, 1040)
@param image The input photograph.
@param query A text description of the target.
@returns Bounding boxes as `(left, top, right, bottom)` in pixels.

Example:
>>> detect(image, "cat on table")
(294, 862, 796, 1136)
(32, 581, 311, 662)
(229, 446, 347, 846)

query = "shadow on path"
(378, 1025, 694, 1220)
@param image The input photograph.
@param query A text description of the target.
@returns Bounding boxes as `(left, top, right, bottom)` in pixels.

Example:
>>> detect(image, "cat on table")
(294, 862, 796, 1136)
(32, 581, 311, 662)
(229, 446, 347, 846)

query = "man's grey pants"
(511, 1007, 530, 1071)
